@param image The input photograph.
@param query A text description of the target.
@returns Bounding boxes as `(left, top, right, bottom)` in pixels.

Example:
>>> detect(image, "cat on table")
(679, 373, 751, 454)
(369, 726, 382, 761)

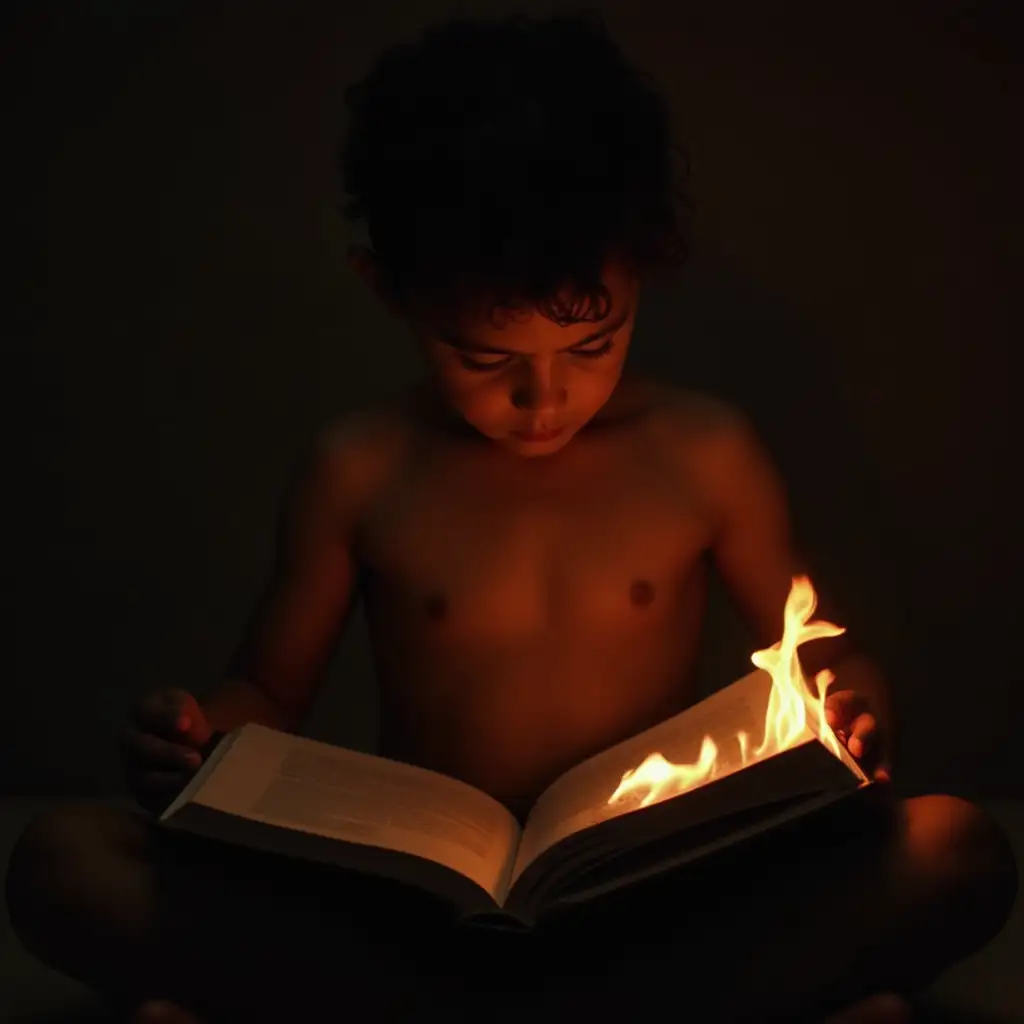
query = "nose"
(510, 359, 568, 416)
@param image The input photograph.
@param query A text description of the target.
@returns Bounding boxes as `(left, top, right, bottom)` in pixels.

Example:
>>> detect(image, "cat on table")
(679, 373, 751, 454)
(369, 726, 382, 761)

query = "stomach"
(372, 624, 702, 811)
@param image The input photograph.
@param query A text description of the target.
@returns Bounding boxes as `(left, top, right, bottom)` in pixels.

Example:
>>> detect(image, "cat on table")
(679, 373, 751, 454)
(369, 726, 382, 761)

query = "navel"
(423, 592, 448, 621)
(630, 579, 656, 607)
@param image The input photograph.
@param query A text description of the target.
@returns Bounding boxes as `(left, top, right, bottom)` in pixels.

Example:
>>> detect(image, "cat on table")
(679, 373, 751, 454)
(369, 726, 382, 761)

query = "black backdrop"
(5, 1, 1021, 798)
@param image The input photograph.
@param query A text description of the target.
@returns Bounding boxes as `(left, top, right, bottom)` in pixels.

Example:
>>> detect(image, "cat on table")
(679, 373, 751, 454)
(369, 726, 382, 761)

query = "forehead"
(418, 263, 637, 349)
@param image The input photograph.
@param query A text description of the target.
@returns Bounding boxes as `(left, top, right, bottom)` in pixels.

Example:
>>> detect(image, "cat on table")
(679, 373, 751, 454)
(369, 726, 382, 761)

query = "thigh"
(16, 800, 517, 1017)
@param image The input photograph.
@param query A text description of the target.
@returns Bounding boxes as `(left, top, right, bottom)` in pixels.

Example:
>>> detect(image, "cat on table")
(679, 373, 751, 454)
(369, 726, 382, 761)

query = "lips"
(513, 427, 565, 443)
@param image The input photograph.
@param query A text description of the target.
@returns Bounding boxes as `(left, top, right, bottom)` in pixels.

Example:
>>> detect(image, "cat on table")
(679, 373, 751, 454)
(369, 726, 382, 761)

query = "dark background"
(5, 1, 1020, 799)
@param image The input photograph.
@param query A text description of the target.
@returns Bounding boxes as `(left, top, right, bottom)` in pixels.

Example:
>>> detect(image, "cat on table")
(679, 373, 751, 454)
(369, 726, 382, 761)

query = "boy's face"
(354, 251, 639, 457)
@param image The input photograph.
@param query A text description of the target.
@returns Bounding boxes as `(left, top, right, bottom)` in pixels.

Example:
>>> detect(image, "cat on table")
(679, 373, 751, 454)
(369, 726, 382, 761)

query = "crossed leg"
(5, 788, 1017, 1022)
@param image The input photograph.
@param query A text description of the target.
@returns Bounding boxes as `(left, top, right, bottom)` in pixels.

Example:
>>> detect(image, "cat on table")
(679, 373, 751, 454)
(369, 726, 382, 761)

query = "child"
(6, 12, 1015, 1023)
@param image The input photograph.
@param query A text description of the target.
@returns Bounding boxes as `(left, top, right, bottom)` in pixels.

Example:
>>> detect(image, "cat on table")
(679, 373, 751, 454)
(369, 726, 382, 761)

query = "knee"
(4, 801, 144, 959)
(5, 803, 89, 949)
(908, 795, 1018, 948)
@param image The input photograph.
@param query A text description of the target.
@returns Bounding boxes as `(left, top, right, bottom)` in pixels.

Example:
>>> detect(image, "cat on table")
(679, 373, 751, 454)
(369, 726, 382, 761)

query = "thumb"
(174, 691, 214, 749)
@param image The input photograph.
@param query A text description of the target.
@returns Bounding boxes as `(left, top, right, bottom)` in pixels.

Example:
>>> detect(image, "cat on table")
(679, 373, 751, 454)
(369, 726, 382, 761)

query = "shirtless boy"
(5, 12, 1016, 1024)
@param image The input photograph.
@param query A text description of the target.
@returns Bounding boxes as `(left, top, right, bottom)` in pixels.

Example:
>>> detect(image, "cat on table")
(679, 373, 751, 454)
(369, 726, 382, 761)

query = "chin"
(509, 445, 559, 458)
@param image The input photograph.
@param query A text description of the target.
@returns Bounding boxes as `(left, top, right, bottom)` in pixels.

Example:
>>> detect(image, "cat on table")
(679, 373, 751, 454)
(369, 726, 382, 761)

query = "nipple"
(630, 579, 656, 607)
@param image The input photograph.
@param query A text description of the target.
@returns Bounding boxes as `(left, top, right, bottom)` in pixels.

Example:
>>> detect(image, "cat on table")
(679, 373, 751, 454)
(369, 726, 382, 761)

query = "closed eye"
(458, 336, 616, 372)
(572, 337, 615, 359)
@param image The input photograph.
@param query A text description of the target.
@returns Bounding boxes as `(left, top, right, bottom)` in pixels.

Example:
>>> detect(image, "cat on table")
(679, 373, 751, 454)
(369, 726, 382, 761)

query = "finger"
(175, 691, 214, 748)
(119, 726, 204, 768)
(826, 690, 868, 715)
(134, 689, 193, 739)
(824, 690, 867, 730)
(874, 764, 892, 783)
(848, 713, 878, 760)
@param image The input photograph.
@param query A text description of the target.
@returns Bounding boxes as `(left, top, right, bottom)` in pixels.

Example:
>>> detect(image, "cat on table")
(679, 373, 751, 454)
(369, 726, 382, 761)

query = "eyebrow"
(439, 304, 632, 356)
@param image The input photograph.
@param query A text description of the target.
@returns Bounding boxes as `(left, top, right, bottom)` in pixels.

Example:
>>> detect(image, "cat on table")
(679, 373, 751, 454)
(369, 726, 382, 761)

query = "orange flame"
(608, 575, 846, 808)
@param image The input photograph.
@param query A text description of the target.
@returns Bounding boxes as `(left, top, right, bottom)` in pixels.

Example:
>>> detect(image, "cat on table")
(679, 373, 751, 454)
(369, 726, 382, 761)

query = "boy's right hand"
(119, 688, 214, 813)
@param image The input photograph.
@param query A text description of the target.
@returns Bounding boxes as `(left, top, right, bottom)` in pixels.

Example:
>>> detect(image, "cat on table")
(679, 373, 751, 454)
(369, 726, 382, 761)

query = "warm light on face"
(416, 268, 639, 454)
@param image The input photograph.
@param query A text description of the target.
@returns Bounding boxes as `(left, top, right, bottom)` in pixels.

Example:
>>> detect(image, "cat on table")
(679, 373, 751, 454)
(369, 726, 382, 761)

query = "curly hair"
(340, 9, 693, 326)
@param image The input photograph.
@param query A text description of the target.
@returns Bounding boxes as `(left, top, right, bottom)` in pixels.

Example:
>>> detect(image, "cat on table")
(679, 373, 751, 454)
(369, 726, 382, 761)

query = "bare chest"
(350, 423, 717, 802)
(355, 431, 714, 643)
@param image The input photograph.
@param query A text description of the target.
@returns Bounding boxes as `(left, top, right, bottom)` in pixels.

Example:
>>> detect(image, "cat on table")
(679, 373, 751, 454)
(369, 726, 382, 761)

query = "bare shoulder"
(637, 382, 786, 524)
(296, 399, 417, 512)
(636, 379, 752, 452)
(317, 398, 416, 463)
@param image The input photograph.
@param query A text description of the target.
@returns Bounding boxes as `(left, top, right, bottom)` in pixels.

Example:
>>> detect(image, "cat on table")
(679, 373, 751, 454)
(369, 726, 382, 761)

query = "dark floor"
(1, 797, 1021, 1022)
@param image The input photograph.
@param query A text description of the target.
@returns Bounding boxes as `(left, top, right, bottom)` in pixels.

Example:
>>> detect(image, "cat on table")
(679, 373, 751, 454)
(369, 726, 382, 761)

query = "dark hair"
(340, 9, 693, 325)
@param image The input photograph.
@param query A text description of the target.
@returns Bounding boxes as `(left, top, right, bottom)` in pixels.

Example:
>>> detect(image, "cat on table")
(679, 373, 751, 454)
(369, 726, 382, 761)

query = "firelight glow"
(608, 575, 846, 809)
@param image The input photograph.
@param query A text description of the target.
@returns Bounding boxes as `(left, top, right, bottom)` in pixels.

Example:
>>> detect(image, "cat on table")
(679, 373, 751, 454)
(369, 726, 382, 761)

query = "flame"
(608, 575, 846, 808)
(609, 736, 719, 808)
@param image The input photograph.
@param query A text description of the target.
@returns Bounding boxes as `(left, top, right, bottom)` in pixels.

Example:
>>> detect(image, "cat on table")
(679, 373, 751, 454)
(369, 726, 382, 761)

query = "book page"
(513, 669, 788, 884)
(181, 724, 521, 901)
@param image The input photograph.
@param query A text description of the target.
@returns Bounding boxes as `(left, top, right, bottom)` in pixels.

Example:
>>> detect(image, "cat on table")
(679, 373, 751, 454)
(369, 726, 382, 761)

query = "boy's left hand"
(824, 690, 892, 782)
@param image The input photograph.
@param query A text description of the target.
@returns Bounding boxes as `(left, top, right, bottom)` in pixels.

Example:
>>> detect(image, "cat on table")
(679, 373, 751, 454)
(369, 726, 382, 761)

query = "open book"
(160, 668, 869, 928)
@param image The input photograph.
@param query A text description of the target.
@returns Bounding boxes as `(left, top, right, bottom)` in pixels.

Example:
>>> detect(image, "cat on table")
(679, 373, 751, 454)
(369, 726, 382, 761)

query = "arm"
(674, 399, 895, 770)
(200, 416, 387, 735)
